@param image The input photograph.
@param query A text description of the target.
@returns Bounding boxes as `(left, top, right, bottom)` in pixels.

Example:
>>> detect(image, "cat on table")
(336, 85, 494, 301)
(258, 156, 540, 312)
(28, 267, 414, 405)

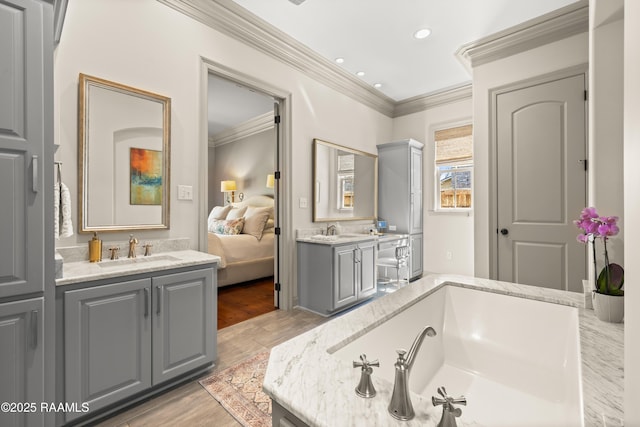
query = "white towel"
(54, 183, 60, 239)
(57, 182, 74, 239)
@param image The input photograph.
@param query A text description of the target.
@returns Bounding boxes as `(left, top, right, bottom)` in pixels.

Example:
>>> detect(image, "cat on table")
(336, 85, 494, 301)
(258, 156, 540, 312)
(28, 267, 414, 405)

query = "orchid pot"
(575, 207, 624, 323)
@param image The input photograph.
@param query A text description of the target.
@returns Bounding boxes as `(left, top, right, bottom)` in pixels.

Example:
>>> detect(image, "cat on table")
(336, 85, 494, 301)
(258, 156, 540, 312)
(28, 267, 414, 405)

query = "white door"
(496, 74, 586, 292)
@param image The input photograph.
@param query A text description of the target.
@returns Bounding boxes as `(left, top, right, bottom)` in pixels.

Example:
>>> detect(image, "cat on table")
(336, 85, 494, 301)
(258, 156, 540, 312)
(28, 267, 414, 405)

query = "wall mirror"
(313, 139, 377, 222)
(78, 73, 171, 232)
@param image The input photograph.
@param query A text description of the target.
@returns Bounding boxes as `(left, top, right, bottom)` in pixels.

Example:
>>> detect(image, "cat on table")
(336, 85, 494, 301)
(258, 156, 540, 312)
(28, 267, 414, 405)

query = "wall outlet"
(446, 251, 453, 260)
(389, 225, 397, 231)
(299, 197, 308, 208)
(177, 185, 193, 200)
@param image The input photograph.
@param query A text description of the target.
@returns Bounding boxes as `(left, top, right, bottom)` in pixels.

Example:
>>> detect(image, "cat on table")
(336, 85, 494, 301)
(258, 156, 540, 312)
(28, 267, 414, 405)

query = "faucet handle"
(432, 386, 466, 417)
(353, 353, 379, 369)
(353, 354, 379, 398)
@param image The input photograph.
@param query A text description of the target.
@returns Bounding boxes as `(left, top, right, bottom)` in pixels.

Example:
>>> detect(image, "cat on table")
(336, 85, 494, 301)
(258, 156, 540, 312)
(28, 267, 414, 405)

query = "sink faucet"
(326, 224, 337, 235)
(128, 234, 138, 258)
(388, 325, 437, 420)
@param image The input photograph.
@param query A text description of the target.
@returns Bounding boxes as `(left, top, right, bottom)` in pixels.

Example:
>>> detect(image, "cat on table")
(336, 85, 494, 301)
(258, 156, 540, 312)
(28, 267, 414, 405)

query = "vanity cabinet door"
(0, 298, 44, 427)
(152, 268, 215, 384)
(357, 240, 377, 298)
(333, 244, 358, 309)
(64, 279, 152, 422)
(410, 234, 424, 279)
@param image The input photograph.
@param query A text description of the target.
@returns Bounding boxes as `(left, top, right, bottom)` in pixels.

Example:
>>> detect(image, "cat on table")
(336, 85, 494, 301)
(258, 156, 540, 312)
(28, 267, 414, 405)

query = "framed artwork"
(130, 148, 163, 205)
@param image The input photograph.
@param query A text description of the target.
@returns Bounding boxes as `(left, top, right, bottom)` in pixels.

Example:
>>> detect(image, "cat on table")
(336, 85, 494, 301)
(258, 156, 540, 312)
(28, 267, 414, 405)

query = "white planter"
(592, 292, 624, 323)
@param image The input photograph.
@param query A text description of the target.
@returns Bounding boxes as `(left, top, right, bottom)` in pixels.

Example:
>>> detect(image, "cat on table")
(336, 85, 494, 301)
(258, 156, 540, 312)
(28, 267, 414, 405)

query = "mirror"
(313, 139, 377, 222)
(78, 74, 171, 232)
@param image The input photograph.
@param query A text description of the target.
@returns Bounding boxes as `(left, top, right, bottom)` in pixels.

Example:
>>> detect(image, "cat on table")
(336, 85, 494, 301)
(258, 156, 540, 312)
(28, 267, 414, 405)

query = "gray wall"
(209, 128, 275, 211)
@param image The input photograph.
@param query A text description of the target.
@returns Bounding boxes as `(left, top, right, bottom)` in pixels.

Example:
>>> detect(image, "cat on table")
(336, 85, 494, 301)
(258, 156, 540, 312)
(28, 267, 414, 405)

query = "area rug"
(200, 351, 272, 427)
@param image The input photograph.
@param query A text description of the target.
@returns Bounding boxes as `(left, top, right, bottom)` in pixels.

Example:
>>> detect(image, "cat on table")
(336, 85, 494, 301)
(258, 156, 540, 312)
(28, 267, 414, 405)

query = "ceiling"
(230, 0, 579, 101)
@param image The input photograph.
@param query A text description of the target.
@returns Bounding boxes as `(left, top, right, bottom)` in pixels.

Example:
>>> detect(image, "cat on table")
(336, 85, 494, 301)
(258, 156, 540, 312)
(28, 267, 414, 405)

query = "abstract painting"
(130, 148, 162, 205)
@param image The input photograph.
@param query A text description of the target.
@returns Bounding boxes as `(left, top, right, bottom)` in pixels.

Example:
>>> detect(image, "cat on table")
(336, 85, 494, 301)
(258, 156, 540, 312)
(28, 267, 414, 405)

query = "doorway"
(493, 71, 587, 292)
(206, 72, 283, 328)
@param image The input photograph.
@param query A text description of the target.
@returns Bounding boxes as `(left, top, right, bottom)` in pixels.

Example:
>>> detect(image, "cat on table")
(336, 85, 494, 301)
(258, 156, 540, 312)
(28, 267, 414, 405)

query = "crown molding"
(455, 0, 589, 71)
(393, 83, 473, 118)
(209, 112, 273, 147)
(157, 0, 396, 117)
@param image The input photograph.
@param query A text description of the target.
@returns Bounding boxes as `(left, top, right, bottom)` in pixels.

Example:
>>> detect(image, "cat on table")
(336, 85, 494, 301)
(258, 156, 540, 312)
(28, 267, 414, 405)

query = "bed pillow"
(208, 205, 232, 221)
(226, 206, 248, 220)
(264, 218, 275, 231)
(208, 217, 244, 235)
(245, 205, 274, 219)
(242, 209, 271, 240)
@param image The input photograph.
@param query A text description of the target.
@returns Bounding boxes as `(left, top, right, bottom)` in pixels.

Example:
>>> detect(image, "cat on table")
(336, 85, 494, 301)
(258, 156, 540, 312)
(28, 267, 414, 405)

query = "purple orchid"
(574, 207, 624, 295)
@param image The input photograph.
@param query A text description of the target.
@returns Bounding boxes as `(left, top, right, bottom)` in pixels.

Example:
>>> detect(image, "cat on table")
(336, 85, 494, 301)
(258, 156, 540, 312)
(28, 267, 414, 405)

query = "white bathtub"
(330, 285, 583, 427)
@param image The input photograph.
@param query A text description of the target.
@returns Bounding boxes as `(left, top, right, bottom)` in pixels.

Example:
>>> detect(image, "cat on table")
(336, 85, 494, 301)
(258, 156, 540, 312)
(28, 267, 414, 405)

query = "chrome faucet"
(326, 224, 337, 235)
(128, 234, 138, 258)
(388, 325, 437, 420)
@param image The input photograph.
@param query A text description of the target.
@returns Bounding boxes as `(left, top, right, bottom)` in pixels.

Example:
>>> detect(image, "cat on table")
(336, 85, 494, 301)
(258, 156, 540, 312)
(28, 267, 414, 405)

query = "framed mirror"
(313, 139, 377, 222)
(78, 74, 171, 232)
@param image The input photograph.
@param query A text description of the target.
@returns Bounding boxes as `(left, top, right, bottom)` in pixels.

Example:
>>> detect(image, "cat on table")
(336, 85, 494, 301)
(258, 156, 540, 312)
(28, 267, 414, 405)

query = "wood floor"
(93, 309, 328, 427)
(217, 277, 277, 329)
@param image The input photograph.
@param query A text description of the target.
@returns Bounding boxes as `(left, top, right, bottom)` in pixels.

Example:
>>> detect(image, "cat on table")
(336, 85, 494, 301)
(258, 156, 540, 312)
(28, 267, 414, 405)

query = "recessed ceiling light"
(335, 57, 345, 64)
(356, 71, 365, 77)
(374, 83, 382, 88)
(414, 28, 432, 39)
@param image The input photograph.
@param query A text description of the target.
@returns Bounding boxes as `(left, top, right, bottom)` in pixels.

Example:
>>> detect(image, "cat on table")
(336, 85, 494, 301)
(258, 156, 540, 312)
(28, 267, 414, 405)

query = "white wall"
(624, 0, 640, 423)
(589, 14, 624, 275)
(472, 33, 589, 278)
(392, 98, 475, 275)
(54, 0, 393, 250)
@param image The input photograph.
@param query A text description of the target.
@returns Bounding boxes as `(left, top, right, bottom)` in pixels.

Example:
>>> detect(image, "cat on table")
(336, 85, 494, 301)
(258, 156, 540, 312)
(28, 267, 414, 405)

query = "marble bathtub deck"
(264, 274, 624, 427)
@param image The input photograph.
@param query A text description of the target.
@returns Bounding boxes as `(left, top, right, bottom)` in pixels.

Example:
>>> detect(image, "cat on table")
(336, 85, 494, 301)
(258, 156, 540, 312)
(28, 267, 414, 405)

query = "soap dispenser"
(88, 232, 102, 262)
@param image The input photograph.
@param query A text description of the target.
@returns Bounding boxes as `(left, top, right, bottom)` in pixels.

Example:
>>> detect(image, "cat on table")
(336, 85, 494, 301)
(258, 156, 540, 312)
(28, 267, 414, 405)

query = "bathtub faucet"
(388, 325, 437, 420)
(432, 386, 467, 427)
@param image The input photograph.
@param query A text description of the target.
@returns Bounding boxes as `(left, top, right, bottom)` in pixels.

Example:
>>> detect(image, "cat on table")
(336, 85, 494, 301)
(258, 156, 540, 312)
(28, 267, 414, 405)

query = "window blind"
(435, 124, 472, 166)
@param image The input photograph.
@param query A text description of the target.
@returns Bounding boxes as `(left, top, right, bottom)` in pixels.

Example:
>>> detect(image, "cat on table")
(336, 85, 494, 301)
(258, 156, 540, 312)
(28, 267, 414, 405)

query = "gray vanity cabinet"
(62, 267, 215, 423)
(378, 139, 424, 280)
(0, 298, 44, 427)
(152, 269, 215, 384)
(64, 278, 152, 422)
(298, 239, 376, 315)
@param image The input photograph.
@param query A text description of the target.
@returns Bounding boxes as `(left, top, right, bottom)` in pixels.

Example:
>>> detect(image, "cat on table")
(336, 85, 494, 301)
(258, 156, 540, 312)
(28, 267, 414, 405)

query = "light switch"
(178, 185, 193, 200)
(299, 197, 308, 208)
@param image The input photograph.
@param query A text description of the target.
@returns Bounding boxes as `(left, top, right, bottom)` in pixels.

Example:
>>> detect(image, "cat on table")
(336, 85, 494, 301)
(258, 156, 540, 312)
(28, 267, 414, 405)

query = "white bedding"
(207, 231, 274, 269)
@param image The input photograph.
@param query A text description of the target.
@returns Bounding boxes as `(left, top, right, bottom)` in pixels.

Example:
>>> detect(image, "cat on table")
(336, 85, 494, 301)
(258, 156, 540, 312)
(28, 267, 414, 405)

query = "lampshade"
(220, 180, 236, 192)
(266, 174, 275, 189)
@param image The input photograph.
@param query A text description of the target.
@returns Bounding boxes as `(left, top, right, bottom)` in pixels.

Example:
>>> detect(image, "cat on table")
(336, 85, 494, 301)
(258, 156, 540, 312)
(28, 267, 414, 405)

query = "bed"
(207, 195, 275, 287)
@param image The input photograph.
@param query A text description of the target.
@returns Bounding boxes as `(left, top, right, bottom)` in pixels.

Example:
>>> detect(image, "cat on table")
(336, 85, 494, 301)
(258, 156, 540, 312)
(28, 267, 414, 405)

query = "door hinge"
(274, 115, 281, 124)
(274, 171, 281, 179)
(274, 282, 281, 291)
(274, 227, 281, 235)
(584, 90, 588, 101)
(583, 159, 588, 171)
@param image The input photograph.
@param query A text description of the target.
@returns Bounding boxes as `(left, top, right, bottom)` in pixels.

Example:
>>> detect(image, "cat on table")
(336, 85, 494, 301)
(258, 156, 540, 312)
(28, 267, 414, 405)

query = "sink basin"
(309, 233, 366, 242)
(98, 254, 180, 268)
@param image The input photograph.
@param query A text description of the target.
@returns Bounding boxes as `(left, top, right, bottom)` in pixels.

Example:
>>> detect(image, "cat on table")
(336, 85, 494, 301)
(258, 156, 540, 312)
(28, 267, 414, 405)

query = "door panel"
(496, 74, 586, 291)
(0, 0, 45, 298)
(358, 241, 376, 297)
(334, 245, 357, 308)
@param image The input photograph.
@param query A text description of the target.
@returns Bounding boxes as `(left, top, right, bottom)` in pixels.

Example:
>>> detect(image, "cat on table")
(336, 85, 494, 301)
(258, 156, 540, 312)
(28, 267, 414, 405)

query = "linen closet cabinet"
(377, 139, 424, 280)
(0, 1, 54, 426)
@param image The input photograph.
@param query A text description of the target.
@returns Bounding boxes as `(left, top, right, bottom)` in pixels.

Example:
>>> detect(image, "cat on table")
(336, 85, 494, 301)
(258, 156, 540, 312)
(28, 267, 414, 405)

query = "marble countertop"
(264, 274, 624, 427)
(56, 250, 220, 286)
(297, 233, 408, 246)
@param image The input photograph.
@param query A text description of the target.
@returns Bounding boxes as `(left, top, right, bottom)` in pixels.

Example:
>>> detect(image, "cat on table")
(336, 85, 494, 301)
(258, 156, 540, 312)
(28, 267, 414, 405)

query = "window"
(435, 124, 472, 210)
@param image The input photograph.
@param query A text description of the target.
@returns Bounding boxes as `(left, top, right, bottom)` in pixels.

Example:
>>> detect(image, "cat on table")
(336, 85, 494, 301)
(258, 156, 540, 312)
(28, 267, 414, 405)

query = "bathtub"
(330, 285, 583, 427)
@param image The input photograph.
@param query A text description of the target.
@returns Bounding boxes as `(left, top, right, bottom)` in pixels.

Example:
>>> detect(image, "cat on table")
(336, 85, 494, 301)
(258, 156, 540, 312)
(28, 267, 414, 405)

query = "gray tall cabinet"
(377, 139, 424, 280)
(0, 1, 54, 426)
